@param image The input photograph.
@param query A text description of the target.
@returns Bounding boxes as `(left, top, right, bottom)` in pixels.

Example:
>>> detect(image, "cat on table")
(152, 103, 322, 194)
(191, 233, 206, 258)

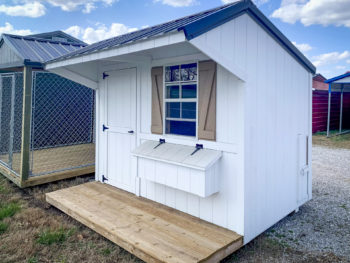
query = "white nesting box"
(133, 141, 222, 198)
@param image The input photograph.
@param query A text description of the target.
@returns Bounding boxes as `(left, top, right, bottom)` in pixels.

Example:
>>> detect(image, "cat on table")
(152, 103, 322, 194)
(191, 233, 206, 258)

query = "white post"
(326, 84, 331, 137)
(339, 85, 343, 134)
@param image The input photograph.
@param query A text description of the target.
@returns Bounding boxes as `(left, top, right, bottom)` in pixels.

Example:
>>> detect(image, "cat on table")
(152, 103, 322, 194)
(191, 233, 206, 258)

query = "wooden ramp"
(46, 182, 243, 263)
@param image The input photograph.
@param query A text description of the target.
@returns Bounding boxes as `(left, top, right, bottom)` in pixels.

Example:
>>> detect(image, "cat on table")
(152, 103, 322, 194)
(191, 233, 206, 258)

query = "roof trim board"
(181, 1, 315, 74)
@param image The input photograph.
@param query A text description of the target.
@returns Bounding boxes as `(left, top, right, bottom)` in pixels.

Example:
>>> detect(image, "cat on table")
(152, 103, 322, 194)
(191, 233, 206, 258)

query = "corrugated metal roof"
(46, 0, 316, 74)
(2, 33, 86, 63)
(47, 1, 242, 62)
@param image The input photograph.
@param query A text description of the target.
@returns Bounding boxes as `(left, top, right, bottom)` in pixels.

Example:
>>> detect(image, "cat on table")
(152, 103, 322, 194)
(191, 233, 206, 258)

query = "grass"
(0, 222, 8, 234)
(0, 174, 348, 263)
(27, 257, 38, 263)
(0, 202, 21, 221)
(36, 228, 75, 245)
(313, 131, 350, 149)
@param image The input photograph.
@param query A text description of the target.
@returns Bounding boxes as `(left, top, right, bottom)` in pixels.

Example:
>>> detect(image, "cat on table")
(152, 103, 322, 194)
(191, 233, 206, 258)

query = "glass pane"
(166, 102, 180, 118)
(181, 63, 197, 81)
(166, 85, 179, 98)
(182, 84, 197, 98)
(182, 102, 196, 119)
(166, 120, 196, 136)
(165, 65, 180, 82)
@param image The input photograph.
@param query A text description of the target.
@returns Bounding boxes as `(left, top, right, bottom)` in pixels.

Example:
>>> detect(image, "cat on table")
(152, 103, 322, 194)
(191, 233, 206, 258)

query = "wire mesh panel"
(0, 73, 23, 175)
(30, 72, 95, 177)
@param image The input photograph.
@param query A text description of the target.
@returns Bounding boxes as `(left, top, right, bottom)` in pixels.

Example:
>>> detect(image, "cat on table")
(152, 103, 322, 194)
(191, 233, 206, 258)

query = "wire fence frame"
(29, 71, 95, 177)
(0, 71, 95, 179)
(0, 72, 23, 176)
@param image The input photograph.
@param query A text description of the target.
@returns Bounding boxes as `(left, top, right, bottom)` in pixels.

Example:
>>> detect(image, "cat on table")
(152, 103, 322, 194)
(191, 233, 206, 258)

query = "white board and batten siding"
(96, 61, 245, 235)
(191, 14, 312, 243)
(135, 61, 245, 236)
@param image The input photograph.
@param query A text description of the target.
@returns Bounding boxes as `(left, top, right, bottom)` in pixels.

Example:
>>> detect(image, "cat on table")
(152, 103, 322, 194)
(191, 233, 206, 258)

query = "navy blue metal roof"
(325, 72, 350, 84)
(1, 33, 86, 65)
(47, 0, 316, 74)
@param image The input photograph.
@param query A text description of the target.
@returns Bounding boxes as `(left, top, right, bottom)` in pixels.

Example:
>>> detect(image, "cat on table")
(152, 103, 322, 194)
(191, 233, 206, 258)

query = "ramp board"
(46, 182, 243, 263)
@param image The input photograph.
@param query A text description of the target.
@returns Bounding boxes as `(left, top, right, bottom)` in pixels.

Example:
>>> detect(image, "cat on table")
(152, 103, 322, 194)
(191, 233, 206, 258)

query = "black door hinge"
(102, 124, 109, 132)
(103, 72, 109, 79)
(191, 144, 203, 155)
(102, 175, 108, 183)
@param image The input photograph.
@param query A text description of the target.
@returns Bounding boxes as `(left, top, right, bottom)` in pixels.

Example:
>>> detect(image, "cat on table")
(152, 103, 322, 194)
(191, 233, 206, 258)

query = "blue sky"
(0, 0, 350, 78)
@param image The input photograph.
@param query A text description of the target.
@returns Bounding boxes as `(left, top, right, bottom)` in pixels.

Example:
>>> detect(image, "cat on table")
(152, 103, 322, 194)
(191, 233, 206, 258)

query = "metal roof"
(29, 31, 86, 46)
(46, 0, 316, 74)
(1, 33, 86, 65)
(325, 72, 350, 84)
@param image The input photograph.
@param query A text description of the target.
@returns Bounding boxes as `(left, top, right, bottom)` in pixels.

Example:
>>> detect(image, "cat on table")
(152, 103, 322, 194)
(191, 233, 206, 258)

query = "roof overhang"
(325, 72, 350, 93)
(46, 0, 315, 76)
(46, 31, 186, 70)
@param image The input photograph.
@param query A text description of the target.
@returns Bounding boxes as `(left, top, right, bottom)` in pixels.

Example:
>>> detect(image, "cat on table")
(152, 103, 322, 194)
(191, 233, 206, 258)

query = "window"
(164, 63, 198, 137)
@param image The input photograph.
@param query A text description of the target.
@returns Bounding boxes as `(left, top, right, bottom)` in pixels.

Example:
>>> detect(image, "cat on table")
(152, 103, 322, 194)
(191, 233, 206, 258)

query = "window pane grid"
(164, 62, 198, 137)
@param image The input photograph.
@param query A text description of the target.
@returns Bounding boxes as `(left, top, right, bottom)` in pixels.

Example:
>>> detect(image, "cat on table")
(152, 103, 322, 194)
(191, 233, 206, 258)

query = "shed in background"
(0, 31, 95, 187)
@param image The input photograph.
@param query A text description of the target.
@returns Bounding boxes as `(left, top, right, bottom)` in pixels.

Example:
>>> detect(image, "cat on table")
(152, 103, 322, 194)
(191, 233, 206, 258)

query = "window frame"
(162, 61, 199, 139)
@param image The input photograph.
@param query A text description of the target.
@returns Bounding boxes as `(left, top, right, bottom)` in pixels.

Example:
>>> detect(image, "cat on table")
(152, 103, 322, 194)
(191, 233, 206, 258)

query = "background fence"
(312, 90, 350, 133)
(0, 71, 95, 178)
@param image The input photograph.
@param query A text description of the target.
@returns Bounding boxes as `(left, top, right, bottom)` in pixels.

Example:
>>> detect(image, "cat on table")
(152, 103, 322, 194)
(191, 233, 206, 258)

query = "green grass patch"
(101, 248, 112, 256)
(27, 257, 38, 263)
(36, 228, 75, 245)
(0, 202, 21, 221)
(0, 222, 9, 234)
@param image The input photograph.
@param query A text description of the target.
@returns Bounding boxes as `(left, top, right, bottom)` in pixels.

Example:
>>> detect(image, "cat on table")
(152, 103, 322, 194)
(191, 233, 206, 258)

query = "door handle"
(128, 130, 134, 134)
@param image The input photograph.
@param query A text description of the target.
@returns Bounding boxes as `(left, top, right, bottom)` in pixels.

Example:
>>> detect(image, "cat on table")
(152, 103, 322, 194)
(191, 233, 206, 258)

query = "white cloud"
(271, 0, 350, 27)
(346, 60, 350, 64)
(44, 0, 118, 14)
(292, 41, 312, 53)
(336, 65, 346, 70)
(154, 0, 197, 7)
(0, 22, 34, 35)
(221, 0, 269, 6)
(312, 51, 350, 67)
(65, 23, 138, 44)
(0, 1, 46, 18)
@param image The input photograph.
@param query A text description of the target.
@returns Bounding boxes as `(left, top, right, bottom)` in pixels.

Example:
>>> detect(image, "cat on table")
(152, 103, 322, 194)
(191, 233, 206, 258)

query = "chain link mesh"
(0, 73, 23, 175)
(30, 72, 95, 177)
(0, 71, 94, 178)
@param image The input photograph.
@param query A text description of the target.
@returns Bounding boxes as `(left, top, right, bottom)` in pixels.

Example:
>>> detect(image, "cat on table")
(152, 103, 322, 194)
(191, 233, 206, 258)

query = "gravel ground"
(266, 145, 350, 260)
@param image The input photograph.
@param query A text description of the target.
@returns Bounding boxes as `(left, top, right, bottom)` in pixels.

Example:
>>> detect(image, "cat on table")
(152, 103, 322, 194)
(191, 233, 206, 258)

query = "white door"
(104, 68, 137, 193)
(298, 134, 309, 204)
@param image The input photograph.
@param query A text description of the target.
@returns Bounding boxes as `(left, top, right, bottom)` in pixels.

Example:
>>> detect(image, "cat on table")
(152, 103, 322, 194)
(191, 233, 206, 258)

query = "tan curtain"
(198, 60, 216, 141)
(151, 67, 164, 134)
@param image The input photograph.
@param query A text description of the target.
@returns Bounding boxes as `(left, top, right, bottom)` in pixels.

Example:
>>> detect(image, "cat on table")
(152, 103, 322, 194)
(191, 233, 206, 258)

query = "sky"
(0, 0, 350, 78)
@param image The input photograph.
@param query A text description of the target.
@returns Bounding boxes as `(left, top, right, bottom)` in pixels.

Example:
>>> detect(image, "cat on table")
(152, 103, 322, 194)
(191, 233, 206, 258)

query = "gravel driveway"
(267, 145, 350, 260)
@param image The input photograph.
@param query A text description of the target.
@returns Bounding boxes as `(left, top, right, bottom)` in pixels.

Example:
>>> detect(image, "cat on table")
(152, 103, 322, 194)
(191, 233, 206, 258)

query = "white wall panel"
(190, 13, 312, 243)
(136, 55, 245, 235)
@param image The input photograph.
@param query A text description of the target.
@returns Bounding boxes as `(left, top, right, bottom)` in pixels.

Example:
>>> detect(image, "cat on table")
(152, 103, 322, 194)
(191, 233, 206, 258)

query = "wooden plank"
(0, 143, 95, 187)
(0, 163, 22, 187)
(20, 66, 32, 182)
(46, 182, 243, 263)
(22, 166, 94, 187)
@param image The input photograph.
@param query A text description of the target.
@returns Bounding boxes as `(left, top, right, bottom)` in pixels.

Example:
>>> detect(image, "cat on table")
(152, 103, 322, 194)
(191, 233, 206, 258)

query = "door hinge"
(102, 124, 109, 132)
(102, 175, 108, 183)
(103, 72, 109, 79)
